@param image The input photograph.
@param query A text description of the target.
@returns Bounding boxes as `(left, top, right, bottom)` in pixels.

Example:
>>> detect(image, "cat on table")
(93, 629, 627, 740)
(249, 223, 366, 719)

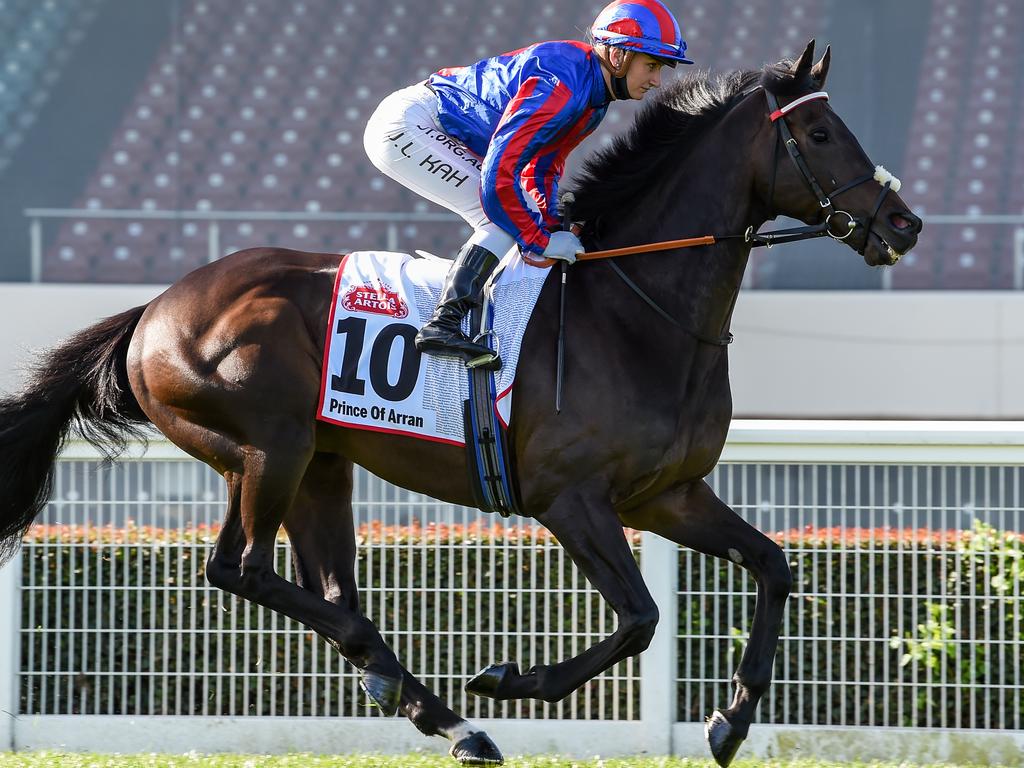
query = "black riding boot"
(415, 242, 502, 370)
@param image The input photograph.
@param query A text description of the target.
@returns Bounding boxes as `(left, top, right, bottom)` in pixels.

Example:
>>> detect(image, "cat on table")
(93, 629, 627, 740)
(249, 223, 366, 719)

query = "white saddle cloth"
(317, 249, 550, 445)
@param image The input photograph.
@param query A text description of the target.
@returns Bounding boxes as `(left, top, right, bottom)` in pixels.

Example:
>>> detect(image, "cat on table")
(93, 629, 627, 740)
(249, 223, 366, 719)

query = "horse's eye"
(811, 129, 829, 143)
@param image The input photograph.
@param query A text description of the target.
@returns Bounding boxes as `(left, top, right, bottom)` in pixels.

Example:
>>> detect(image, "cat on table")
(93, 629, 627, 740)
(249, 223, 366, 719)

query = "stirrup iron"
(466, 351, 500, 370)
(466, 329, 500, 370)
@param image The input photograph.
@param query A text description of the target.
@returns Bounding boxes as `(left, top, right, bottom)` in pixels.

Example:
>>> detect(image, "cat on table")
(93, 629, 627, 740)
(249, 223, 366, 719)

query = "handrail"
(25, 208, 1024, 224)
(24, 208, 463, 282)
(24, 208, 1024, 289)
(23, 207, 462, 222)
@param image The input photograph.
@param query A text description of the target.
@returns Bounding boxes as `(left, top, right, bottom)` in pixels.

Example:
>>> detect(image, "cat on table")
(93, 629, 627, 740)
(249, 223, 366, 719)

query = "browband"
(768, 91, 829, 122)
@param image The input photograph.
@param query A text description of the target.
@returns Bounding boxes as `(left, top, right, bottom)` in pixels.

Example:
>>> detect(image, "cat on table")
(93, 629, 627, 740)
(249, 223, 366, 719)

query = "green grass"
(0, 756, 1009, 768)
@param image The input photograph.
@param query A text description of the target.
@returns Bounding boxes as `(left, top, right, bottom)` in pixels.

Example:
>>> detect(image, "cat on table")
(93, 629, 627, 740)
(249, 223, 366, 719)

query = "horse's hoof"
(465, 661, 519, 699)
(358, 669, 403, 716)
(705, 709, 744, 767)
(449, 731, 504, 765)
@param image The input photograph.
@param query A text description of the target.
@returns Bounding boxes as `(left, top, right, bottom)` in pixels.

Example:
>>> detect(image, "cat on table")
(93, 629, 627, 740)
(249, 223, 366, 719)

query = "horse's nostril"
(890, 212, 921, 233)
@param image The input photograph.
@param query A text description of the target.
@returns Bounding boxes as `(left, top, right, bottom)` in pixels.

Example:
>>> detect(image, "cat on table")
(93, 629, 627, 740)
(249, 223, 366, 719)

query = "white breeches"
(363, 83, 517, 257)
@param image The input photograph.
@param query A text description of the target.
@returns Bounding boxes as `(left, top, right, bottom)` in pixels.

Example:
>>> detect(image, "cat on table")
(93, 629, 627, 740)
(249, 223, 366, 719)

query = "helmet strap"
(611, 71, 632, 100)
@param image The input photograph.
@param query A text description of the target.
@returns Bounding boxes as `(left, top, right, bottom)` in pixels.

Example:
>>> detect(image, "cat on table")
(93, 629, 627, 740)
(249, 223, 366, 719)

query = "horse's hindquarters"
(126, 248, 341, 473)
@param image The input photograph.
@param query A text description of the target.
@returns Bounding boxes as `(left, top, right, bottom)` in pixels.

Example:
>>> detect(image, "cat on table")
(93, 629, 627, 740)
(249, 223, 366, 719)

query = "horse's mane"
(569, 60, 816, 223)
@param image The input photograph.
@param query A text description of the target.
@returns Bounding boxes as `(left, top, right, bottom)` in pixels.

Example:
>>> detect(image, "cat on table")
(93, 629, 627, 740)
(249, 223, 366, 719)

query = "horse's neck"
(597, 104, 766, 345)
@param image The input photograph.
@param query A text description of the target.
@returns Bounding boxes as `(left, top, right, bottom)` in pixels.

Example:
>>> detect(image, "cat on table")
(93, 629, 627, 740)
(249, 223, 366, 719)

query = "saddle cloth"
(316, 249, 550, 445)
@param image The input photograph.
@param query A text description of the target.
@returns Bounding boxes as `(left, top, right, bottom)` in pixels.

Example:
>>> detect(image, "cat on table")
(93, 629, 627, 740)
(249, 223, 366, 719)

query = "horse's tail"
(0, 304, 152, 564)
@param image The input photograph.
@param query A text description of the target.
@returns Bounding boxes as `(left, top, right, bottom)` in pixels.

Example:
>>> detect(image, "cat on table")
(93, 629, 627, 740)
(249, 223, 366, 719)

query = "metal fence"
(879, 215, 1024, 290)
(684, 460, 1024, 731)
(25, 208, 1024, 290)
(3, 421, 1024, 759)
(16, 441, 642, 724)
(24, 208, 464, 283)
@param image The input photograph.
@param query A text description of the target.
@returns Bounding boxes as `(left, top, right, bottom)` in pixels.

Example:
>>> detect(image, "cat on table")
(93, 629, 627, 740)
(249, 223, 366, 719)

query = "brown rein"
(579, 234, 720, 258)
(524, 234, 719, 269)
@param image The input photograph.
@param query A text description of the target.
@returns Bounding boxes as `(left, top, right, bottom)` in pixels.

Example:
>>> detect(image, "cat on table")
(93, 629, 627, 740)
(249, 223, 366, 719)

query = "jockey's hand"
(542, 231, 584, 264)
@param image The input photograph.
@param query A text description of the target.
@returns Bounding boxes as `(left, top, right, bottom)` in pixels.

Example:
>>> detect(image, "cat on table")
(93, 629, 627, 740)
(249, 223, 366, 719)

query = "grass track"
(0, 755, 1008, 768)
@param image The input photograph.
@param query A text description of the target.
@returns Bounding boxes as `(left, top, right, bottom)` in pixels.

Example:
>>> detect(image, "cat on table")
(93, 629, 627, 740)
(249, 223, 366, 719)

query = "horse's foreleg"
(621, 479, 793, 768)
(284, 453, 503, 766)
(466, 481, 658, 704)
(204, 435, 406, 714)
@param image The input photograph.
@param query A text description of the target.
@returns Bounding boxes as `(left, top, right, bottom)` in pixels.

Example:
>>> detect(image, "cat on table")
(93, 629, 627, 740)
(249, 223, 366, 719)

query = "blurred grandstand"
(1, 0, 1021, 288)
(0, 0, 103, 171)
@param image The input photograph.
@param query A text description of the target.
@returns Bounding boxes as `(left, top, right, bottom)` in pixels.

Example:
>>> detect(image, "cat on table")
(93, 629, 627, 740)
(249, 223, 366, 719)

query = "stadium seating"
(895, 0, 1023, 289)
(43, 0, 828, 283)
(38, 0, 1024, 287)
(0, 0, 102, 172)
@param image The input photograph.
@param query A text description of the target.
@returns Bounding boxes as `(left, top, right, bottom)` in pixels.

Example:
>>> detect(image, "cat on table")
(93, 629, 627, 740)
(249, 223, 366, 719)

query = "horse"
(0, 42, 920, 767)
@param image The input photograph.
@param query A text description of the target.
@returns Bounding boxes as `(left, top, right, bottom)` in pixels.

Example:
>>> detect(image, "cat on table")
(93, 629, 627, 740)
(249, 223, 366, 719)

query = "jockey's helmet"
(591, 0, 693, 68)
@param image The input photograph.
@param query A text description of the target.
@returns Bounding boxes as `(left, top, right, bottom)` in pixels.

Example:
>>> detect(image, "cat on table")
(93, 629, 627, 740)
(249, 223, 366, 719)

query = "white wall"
(1, 284, 1023, 418)
(0, 284, 165, 395)
(730, 291, 1024, 418)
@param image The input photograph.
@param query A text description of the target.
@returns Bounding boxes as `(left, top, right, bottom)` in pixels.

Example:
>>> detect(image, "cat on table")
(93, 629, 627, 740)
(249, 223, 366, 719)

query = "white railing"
(3, 421, 1024, 761)
(0, 549, 18, 752)
(879, 214, 1024, 290)
(24, 208, 463, 282)
(25, 209, 1024, 290)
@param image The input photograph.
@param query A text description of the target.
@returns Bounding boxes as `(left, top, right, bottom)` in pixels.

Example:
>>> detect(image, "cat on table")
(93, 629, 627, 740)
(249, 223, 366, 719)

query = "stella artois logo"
(341, 281, 409, 318)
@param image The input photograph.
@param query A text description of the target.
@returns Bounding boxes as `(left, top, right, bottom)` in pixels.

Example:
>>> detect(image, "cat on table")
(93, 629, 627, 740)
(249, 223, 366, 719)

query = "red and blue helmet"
(591, 0, 693, 66)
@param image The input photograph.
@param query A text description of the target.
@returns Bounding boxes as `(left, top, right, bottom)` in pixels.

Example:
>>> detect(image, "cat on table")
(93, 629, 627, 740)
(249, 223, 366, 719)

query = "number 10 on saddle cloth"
(317, 249, 550, 445)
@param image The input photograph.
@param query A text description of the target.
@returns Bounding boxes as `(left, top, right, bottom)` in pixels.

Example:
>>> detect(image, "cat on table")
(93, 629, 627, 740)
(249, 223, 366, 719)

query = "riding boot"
(415, 242, 502, 370)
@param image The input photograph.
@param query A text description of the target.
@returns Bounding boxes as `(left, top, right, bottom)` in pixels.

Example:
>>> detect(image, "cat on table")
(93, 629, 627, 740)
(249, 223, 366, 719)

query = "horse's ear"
(811, 44, 831, 88)
(793, 39, 816, 75)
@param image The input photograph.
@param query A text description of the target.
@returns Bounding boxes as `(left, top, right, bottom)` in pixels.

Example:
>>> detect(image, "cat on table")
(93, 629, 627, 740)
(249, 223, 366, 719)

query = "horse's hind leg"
(203, 425, 407, 714)
(621, 479, 793, 768)
(283, 452, 503, 766)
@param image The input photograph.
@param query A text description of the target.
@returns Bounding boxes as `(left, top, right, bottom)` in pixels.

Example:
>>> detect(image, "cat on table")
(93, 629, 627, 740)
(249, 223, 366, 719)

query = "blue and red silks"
(428, 41, 611, 255)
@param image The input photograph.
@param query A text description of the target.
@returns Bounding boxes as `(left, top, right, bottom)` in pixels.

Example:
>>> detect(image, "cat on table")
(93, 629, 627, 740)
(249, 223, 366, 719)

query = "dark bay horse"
(0, 43, 920, 766)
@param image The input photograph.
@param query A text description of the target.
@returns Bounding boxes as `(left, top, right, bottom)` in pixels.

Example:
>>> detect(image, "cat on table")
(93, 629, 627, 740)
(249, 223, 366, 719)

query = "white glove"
(542, 230, 584, 264)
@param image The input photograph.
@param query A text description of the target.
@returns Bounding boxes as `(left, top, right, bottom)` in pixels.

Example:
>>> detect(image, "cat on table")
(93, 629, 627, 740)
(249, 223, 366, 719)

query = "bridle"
(755, 89, 895, 251)
(562, 86, 901, 260)
(551, 86, 903, 355)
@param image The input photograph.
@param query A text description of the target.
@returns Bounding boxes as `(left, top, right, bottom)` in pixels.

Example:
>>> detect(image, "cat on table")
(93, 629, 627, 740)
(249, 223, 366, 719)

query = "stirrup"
(466, 329, 501, 370)
(466, 351, 501, 370)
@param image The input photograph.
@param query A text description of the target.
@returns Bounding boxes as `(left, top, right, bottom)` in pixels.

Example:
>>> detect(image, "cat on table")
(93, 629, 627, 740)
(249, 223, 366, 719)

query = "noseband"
(758, 90, 894, 250)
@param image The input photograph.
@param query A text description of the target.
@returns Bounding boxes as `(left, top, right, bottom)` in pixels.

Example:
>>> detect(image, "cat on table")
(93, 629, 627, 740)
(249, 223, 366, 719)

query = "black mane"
(569, 60, 816, 224)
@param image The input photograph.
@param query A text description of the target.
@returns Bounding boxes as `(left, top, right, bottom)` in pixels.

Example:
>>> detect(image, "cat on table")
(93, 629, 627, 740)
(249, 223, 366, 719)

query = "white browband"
(769, 91, 829, 121)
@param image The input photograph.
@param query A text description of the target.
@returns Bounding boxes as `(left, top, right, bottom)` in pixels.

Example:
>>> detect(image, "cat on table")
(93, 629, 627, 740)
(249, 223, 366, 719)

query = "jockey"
(363, 0, 691, 370)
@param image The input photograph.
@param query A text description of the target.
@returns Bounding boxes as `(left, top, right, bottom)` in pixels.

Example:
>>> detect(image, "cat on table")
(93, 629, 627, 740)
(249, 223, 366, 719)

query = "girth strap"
(463, 303, 522, 518)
